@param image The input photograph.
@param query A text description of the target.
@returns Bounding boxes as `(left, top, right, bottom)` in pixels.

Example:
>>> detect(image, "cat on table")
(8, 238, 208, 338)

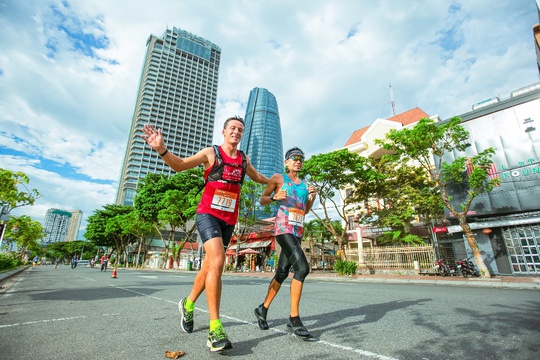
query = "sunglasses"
(289, 155, 304, 162)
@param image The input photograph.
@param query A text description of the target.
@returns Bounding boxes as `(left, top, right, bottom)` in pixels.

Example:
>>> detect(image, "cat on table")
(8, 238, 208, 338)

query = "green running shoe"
(207, 327, 233, 352)
(178, 298, 193, 333)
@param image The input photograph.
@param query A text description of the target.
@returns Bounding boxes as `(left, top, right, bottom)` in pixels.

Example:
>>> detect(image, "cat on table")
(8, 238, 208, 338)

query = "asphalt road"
(1, 265, 539, 360)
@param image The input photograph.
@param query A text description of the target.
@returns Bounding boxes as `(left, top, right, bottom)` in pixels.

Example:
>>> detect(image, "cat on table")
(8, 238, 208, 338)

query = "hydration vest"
(199, 145, 247, 192)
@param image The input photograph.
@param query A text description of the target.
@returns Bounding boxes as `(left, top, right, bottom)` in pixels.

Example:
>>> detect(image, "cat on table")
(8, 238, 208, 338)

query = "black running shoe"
(207, 327, 233, 352)
(178, 298, 194, 333)
(287, 322, 319, 342)
(254, 305, 269, 330)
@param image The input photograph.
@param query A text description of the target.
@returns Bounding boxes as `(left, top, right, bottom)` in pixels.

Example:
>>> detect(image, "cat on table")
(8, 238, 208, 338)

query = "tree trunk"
(457, 215, 490, 278)
(136, 240, 143, 269)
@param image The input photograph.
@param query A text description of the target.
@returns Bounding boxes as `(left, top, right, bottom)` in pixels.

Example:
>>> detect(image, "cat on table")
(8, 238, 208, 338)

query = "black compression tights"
(273, 234, 310, 283)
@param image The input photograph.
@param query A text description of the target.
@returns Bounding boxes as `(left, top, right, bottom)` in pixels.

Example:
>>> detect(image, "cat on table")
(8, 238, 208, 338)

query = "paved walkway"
(2, 265, 539, 290)
(225, 269, 540, 290)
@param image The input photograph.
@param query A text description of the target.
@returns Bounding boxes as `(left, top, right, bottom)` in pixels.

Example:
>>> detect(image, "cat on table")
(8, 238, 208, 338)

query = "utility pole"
(389, 83, 396, 116)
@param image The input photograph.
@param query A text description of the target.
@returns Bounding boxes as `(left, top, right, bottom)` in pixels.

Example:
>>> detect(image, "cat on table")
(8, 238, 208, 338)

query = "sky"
(0, 0, 538, 238)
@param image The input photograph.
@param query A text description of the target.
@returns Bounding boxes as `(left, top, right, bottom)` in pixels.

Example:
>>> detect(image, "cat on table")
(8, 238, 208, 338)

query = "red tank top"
(197, 146, 244, 225)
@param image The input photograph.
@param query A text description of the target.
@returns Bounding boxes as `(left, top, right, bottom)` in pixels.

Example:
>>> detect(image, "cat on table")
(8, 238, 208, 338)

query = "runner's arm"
(245, 155, 269, 185)
(260, 174, 283, 205)
(141, 124, 213, 172)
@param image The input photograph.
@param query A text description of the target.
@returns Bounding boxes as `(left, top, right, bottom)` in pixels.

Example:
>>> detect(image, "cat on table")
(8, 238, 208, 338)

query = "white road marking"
(138, 276, 158, 279)
(0, 313, 121, 328)
(108, 282, 398, 359)
(72, 274, 96, 281)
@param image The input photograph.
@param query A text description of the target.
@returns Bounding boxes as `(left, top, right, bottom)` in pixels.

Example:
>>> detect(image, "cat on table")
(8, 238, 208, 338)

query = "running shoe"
(207, 327, 233, 352)
(254, 305, 269, 330)
(178, 298, 194, 333)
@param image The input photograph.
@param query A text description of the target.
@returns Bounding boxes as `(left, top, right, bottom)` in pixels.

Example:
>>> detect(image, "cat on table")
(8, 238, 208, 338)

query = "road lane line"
(71, 274, 96, 281)
(0, 316, 87, 328)
(0, 313, 121, 328)
(108, 283, 398, 359)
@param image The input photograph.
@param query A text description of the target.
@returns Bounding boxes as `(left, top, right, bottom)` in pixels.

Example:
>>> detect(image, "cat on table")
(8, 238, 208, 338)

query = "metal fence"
(346, 244, 436, 271)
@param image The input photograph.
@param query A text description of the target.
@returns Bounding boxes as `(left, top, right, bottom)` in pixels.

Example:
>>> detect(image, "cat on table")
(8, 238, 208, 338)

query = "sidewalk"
(223, 269, 540, 290)
(2, 265, 538, 290)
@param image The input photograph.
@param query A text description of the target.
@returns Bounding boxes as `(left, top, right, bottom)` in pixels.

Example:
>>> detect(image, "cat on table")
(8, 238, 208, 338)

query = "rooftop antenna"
(389, 83, 396, 116)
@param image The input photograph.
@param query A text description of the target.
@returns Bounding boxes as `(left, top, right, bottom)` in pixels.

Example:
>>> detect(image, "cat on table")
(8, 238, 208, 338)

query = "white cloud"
(0, 0, 537, 234)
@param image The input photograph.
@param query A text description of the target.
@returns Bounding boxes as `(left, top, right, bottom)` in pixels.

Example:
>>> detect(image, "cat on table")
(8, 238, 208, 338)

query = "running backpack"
(197, 145, 247, 193)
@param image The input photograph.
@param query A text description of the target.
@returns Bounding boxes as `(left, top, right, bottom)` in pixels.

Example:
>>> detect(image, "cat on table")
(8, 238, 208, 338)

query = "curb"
(0, 266, 30, 283)
(318, 276, 540, 290)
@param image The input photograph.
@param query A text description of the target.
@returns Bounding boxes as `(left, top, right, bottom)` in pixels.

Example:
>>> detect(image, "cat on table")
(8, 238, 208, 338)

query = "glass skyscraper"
(240, 87, 283, 178)
(116, 27, 221, 205)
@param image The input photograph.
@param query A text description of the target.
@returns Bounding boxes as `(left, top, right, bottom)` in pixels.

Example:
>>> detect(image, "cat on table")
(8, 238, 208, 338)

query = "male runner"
(141, 116, 269, 352)
(254, 147, 318, 341)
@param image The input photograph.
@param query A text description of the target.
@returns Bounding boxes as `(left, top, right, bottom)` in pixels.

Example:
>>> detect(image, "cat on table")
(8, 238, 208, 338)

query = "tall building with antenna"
(116, 27, 221, 205)
(240, 87, 283, 178)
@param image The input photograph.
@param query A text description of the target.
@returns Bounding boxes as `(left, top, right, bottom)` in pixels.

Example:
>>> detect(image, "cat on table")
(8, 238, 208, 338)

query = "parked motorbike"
(434, 259, 457, 276)
(455, 258, 480, 277)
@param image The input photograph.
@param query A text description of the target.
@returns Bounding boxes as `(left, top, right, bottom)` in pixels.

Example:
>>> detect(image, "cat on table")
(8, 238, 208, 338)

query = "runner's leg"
(202, 237, 225, 321)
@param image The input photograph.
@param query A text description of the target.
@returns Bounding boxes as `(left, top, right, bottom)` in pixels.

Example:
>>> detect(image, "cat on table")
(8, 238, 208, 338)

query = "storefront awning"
(447, 216, 540, 233)
(228, 240, 272, 250)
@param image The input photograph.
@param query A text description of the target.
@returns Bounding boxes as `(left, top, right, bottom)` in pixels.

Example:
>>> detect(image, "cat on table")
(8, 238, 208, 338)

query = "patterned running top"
(274, 173, 309, 237)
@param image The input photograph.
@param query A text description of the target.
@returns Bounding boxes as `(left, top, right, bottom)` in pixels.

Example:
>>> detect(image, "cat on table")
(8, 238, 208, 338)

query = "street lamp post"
(0, 206, 10, 250)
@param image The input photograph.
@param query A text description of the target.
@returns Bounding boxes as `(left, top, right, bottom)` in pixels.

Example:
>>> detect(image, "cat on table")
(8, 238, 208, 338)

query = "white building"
(42, 209, 72, 245)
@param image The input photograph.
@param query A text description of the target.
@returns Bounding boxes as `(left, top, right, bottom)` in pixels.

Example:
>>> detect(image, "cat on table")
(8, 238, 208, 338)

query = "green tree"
(46, 241, 97, 264)
(358, 156, 443, 245)
(134, 169, 204, 268)
(106, 208, 138, 266)
(3, 215, 44, 260)
(157, 170, 203, 266)
(232, 180, 272, 268)
(0, 168, 40, 211)
(85, 204, 135, 262)
(376, 117, 499, 277)
(301, 149, 377, 255)
(121, 211, 155, 268)
(303, 219, 342, 269)
(0, 169, 41, 249)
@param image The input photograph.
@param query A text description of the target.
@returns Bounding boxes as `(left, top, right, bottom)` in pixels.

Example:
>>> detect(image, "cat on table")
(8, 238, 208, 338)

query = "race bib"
(288, 208, 305, 227)
(211, 189, 237, 213)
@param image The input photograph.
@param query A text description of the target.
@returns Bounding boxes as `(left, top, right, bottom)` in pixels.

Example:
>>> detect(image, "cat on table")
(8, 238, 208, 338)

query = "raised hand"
(141, 124, 165, 151)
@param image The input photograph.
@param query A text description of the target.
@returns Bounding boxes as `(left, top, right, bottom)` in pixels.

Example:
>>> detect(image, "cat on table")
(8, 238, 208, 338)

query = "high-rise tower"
(116, 27, 221, 205)
(240, 88, 283, 178)
(42, 209, 72, 245)
(66, 210, 83, 241)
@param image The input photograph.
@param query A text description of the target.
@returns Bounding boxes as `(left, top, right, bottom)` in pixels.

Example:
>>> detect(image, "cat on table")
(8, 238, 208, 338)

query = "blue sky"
(0, 0, 537, 237)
